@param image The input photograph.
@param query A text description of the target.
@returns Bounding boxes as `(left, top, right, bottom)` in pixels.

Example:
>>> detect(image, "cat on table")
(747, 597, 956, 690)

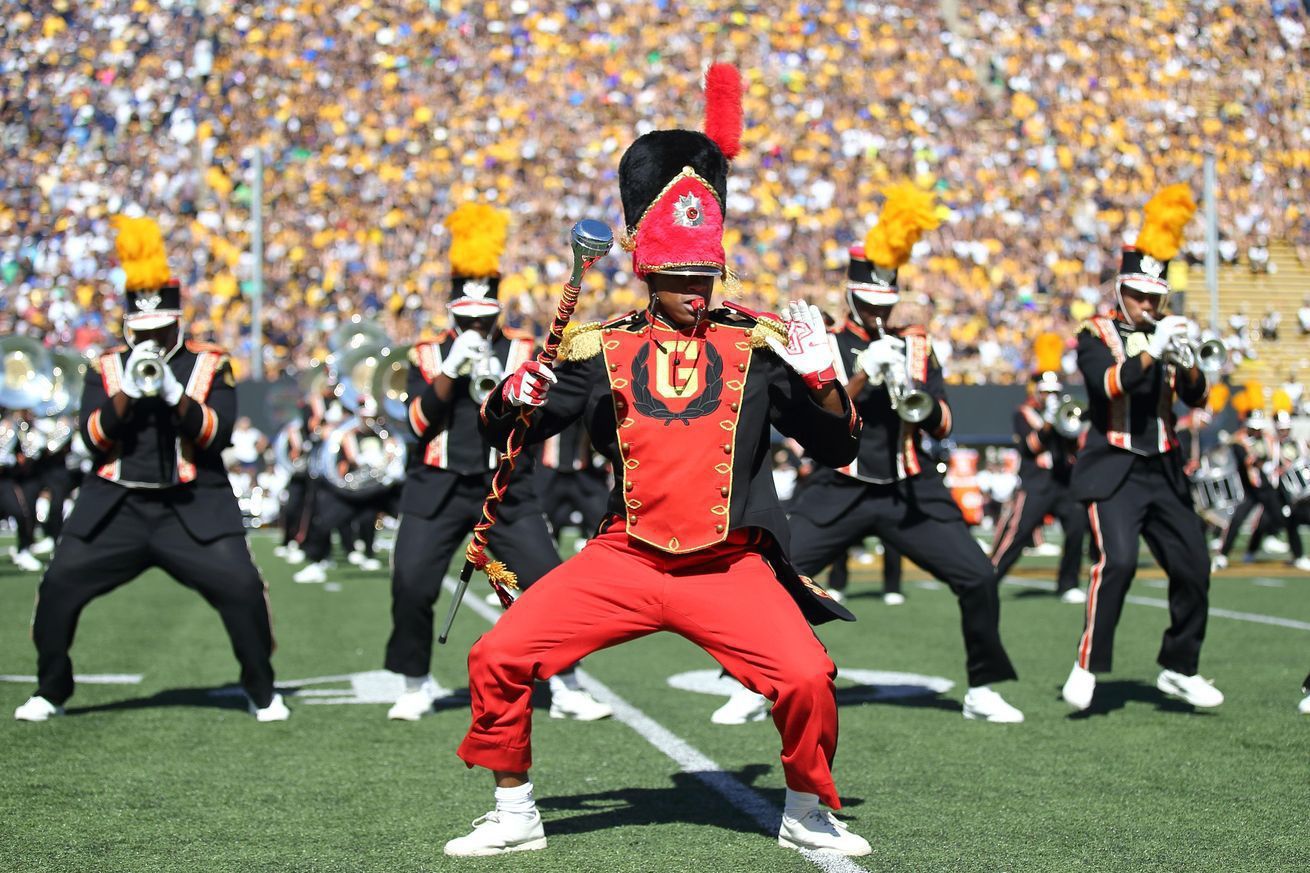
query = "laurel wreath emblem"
(630, 342, 724, 426)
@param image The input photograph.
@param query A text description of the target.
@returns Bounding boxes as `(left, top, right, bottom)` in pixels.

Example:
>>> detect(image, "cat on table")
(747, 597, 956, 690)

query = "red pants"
(456, 527, 842, 808)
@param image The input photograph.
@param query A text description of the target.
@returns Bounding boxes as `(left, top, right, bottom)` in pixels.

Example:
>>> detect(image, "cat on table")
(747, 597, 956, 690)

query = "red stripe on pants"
(1077, 503, 1107, 670)
(456, 526, 842, 808)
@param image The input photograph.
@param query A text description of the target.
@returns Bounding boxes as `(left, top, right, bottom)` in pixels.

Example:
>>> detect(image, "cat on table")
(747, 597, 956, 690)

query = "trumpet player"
(383, 203, 609, 723)
(989, 371, 1089, 604)
(787, 187, 1022, 724)
(1214, 408, 1284, 568)
(1061, 185, 1223, 712)
(15, 216, 284, 723)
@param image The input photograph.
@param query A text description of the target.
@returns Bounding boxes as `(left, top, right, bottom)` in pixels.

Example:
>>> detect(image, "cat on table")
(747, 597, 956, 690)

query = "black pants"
(1077, 458, 1210, 675)
(281, 475, 309, 546)
(1220, 483, 1283, 557)
(31, 493, 276, 706)
(301, 483, 361, 562)
(20, 465, 75, 541)
(0, 476, 35, 550)
(990, 479, 1089, 592)
(826, 544, 903, 594)
(384, 476, 561, 678)
(539, 469, 610, 541)
(789, 482, 1017, 687)
(1287, 500, 1310, 559)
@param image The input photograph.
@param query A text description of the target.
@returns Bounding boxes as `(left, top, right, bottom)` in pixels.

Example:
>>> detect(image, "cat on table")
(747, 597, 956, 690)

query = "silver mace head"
(571, 219, 614, 260)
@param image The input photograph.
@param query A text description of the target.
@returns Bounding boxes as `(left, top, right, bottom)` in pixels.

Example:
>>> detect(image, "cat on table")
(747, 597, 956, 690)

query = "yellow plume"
(445, 203, 509, 278)
(1271, 388, 1293, 414)
(864, 182, 941, 270)
(111, 215, 171, 291)
(1231, 387, 1250, 416)
(1243, 380, 1264, 415)
(1206, 382, 1229, 414)
(1135, 184, 1196, 262)
(1034, 331, 1064, 374)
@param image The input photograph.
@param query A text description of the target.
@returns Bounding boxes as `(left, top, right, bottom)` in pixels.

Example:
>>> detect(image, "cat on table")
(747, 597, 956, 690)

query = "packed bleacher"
(2, 0, 1308, 383)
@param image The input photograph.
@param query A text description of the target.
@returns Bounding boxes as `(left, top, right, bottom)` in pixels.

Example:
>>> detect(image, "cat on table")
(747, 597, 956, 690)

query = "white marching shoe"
(711, 682, 770, 725)
(1062, 664, 1096, 711)
(547, 675, 613, 721)
(883, 592, 906, 606)
(293, 561, 328, 584)
(30, 537, 55, 556)
(387, 676, 453, 721)
(1059, 587, 1087, 604)
(358, 556, 382, 572)
(962, 685, 1024, 723)
(14, 696, 63, 722)
(444, 810, 547, 857)
(249, 693, 291, 722)
(284, 544, 306, 565)
(273, 545, 288, 558)
(1299, 693, 1310, 715)
(777, 793, 871, 856)
(12, 549, 42, 572)
(1156, 669, 1224, 708)
(1211, 554, 1229, 571)
(1292, 557, 1310, 572)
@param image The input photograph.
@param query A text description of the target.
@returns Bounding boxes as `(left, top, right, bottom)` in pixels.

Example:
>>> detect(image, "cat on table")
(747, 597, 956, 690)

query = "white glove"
(160, 363, 184, 406)
(121, 343, 159, 399)
(764, 300, 837, 389)
(503, 361, 557, 408)
(1145, 315, 1189, 360)
(440, 330, 490, 379)
(856, 335, 906, 386)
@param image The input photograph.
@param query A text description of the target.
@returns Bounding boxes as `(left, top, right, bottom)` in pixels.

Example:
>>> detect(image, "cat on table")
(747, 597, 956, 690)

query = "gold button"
(730, 402, 739, 412)
(630, 516, 638, 526)
(625, 481, 634, 492)
(736, 363, 746, 372)
(720, 486, 729, 497)
(723, 444, 732, 455)
(709, 324, 717, 331)
(715, 524, 725, 533)
(609, 364, 618, 372)
(621, 442, 631, 453)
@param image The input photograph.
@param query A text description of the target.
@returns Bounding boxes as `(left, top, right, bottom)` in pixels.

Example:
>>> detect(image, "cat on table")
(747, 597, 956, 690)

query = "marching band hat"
(446, 203, 509, 318)
(112, 215, 182, 330)
(1118, 184, 1196, 296)
(848, 182, 940, 308)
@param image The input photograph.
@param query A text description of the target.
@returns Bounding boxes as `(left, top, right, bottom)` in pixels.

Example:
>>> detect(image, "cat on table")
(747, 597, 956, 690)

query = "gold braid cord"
(462, 269, 596, 608)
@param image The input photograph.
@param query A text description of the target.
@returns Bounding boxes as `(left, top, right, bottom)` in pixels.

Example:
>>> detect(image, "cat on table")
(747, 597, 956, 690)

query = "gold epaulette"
(748, 314, 787, 349)
(559, 322, 604, 361)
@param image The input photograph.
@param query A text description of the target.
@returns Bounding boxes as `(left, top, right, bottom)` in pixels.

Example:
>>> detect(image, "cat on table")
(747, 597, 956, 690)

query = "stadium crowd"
(2, 0, 1308, 383)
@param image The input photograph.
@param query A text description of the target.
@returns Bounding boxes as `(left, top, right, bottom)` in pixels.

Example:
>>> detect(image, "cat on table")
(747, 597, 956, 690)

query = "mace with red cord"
(438, 219, 613, 644)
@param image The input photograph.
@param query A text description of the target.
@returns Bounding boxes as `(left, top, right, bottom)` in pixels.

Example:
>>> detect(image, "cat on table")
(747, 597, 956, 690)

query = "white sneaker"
(711, 684, 770, 725)
(347, 550, 366, 567)
(1059, 587, 1087, 604)
(962, 685, 1024, 723)
(777, 807, 871, 856)
(387, 676, 453, 721)
(273, 545, 288, 558)
(1032, 542, 1062, 557)
(548, 680, 613, 721)
(827, 588, 846, 604)
(14, 695, 63, 722)
(1212, 554, 1229, 571)
(358, 557, 382, 572)
(1299, 693, 1310, 715)
(1292, 557, 1310, 572)
(12, 549, 42, 572)
(883, 592, 906, 606)
(1062, 664, 1096, 711)
(444, 810, 547, 857)
(249, 693, 291, 722)
(1156, 669, 1224, 708)
(284, 545, 306, 565)
(293, 561, 328, 584)
(1263, 538, 1289, 555)
(30, 537, 54, 556)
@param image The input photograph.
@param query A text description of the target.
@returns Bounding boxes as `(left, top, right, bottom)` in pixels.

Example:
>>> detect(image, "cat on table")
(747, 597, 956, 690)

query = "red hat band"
(631, 168, 725, 279)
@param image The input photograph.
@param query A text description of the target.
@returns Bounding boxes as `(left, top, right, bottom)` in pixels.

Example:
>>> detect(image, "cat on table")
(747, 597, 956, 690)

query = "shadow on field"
(834, 685, 961, 713)
(537, 765, 865, 837)
(1064, 680, 1208, 719)
(65, 686, 249, 716)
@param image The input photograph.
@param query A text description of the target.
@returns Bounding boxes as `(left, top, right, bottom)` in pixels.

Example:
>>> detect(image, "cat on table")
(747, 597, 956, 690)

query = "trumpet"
(467, 350, 504, 405)
(873, 318, 934, 424)
(1052, 397, 1087, 439)
(1141, 315, 1227, 373)
(129, 341, 167, 396)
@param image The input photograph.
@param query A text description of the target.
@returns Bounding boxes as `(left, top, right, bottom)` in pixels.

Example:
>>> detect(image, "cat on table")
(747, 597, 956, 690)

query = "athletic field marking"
(1003, 578, 1310, 631)
(0, 673, 143, 685)
(448, 579, 874, 873)
(668, 668, 953, 703)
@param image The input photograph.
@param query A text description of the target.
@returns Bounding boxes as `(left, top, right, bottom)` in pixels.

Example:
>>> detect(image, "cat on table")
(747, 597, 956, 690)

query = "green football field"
(2, 531, 1306, 872)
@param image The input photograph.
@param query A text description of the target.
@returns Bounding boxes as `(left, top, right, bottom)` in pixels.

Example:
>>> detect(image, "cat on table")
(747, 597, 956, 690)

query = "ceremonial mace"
(438, 219, 613, 644)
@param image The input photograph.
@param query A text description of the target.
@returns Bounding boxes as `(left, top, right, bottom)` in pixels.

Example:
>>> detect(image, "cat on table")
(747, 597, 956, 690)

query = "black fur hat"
(618, 130, 728, 229)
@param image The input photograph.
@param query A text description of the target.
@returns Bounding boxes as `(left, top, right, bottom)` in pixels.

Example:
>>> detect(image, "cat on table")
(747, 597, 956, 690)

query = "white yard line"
(1003, 578, 1310, 631)
(446, 578, 873, 873)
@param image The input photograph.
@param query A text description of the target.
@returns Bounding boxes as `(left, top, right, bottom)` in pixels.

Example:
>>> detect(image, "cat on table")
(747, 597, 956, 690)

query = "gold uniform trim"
(559, 322, 605, 362)
(749, 317, 788, 349)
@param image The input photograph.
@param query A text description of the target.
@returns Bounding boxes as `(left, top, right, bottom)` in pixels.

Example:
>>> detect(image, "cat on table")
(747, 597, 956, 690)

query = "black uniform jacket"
(1070, 316, 1207, 503)
(1013, 401, 1077, 487)
(792, 321, 960, 526)
(67, 343, 243, 543)
(401, 328, 541, 521)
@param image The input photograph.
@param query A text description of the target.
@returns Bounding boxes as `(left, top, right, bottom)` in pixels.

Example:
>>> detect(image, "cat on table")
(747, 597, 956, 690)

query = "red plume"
(703, 63, 743, 161)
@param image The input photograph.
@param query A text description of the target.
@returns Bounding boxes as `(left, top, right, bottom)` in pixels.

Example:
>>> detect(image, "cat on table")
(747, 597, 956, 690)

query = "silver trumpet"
(129, 341, 168, 396)
(1053, 397, 1087, 439)
(873, 318, 934, 424)
(1141, 314, 1227, 373)
(467, 351, 504, 404)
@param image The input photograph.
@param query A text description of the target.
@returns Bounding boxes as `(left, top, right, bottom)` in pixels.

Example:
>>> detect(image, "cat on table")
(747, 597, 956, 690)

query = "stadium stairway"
(1209, 242, 1310, 392)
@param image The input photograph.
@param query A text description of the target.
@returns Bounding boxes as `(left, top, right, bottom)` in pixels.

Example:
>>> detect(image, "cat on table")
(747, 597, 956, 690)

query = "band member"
(384, 203, 609, 723)
(1214, 407, 1283, 567)
(989, 370, 1089, 603)
(1272, 410, 1310, 571)
(26, 412, 79, 552)
(785, 186, 1022, 724)
(445, 66, 871, 858)
(14, 216, 284, 722)
(0, 409, 42, 571)
(273, 415, 312, 564)
(537, 419, 610, 547)
(1060, 185, 1222, 711)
